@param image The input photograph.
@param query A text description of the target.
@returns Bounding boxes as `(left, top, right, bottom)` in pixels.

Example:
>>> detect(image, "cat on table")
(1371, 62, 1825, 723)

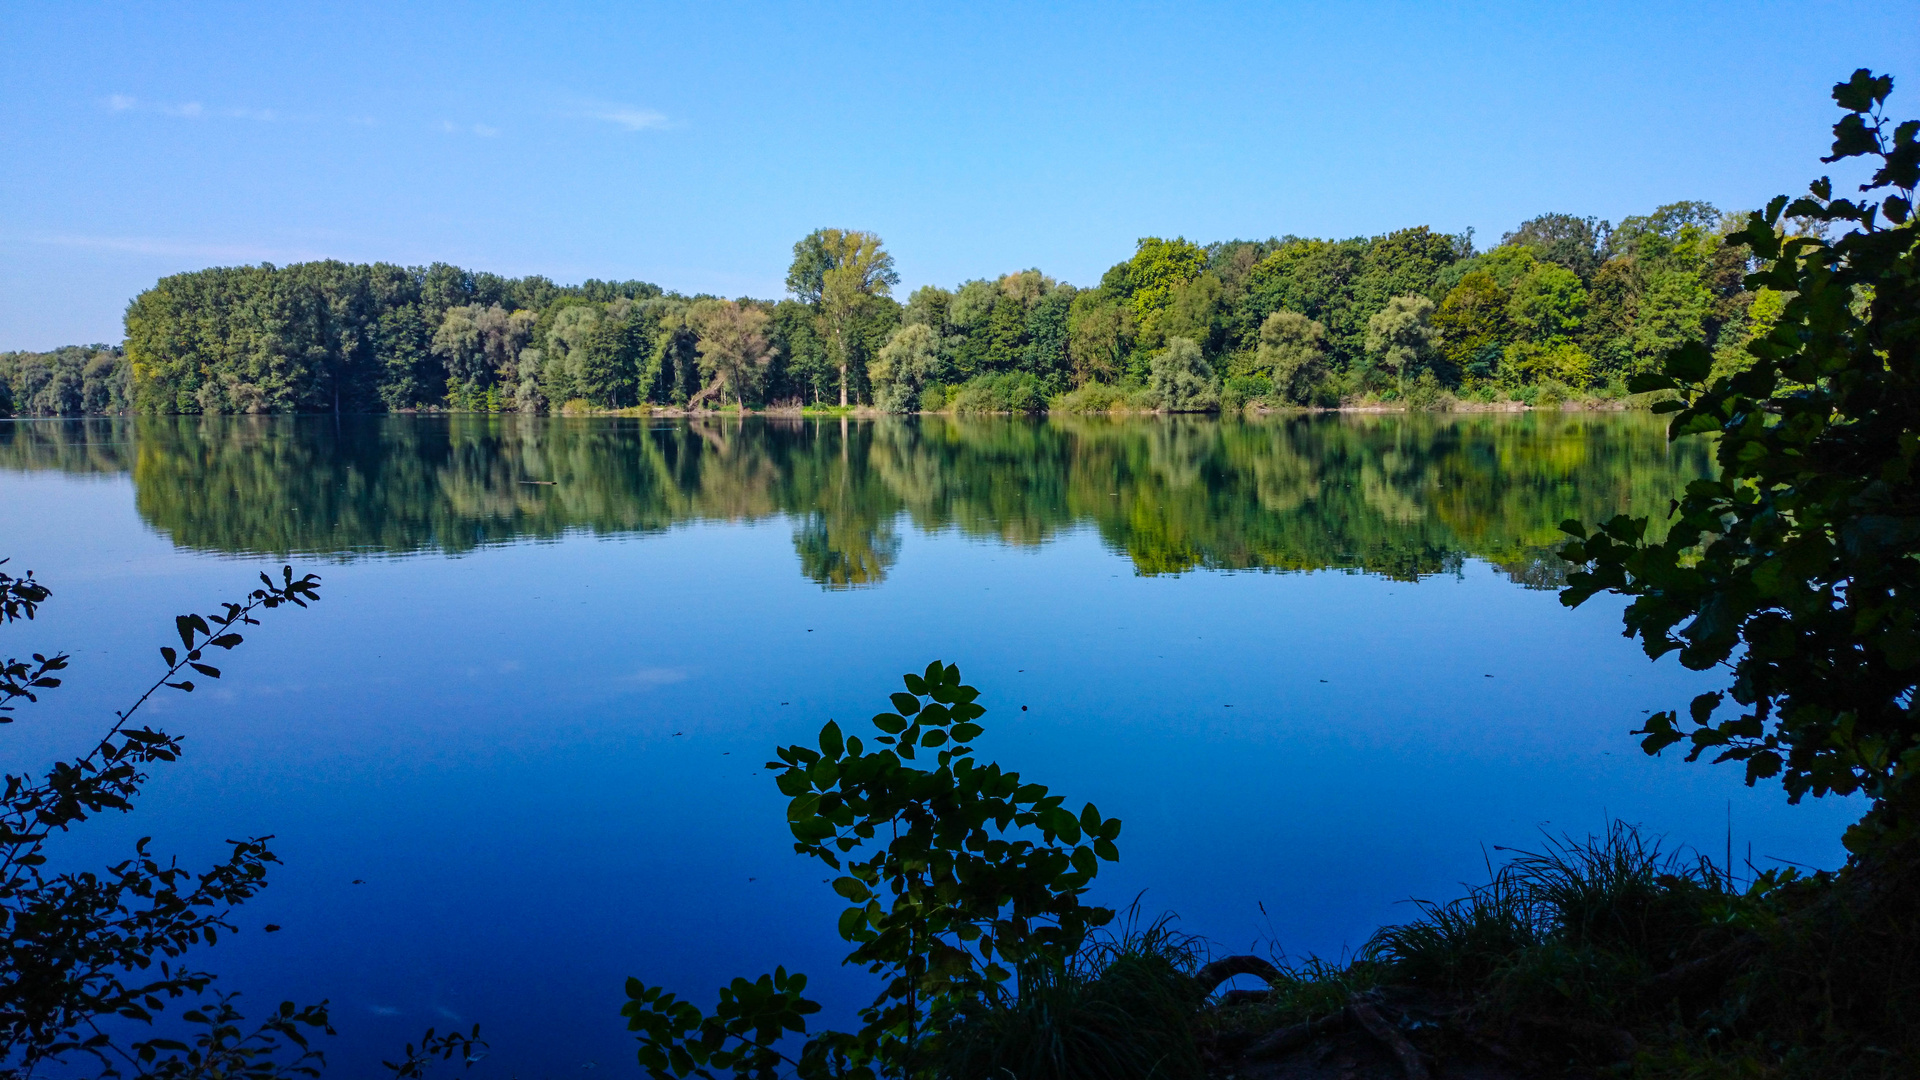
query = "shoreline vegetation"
(372, 388, 1659, 418)
(4, 197, 1752, 420)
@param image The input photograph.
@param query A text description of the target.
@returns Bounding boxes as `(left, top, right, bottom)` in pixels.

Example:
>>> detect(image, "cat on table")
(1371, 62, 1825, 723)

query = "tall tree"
(1065, 294, 1126, 387)
(688, 299, 775, 409)
(432, 303, 535, 410)
(787, 229, 899, 407)
(1501, 213, 1611, 280)
(1257, 310, 1327, 404)
(1433, 271, 1509, 382)
(1365, 294, 1442, 395)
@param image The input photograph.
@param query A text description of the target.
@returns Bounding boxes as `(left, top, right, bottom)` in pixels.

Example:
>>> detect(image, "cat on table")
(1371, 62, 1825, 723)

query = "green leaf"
(890, 692, 921, 716)
(836, 906, 866, 940)
(1832, 68, 1891, 112)
(819, 720, 844, 759)
(1664, 341, 1712, 383)
(831, 876, 872, 902)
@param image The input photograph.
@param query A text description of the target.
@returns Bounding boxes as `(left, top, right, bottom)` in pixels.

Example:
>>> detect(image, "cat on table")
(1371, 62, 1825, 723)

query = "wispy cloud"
(619, 666, 689, 688)
(100, 94, 373, 126)
(34, 234, 326, 263)
(583, 103, 670, 132)
(440, 120, 501, 137)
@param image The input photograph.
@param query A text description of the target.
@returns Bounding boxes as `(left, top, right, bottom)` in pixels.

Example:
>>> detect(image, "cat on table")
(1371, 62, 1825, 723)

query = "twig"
(1347, 997, 1430, 1080)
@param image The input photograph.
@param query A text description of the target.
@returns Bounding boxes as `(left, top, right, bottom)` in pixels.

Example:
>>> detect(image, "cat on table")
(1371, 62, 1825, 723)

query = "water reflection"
(0, 413, 1707, 587)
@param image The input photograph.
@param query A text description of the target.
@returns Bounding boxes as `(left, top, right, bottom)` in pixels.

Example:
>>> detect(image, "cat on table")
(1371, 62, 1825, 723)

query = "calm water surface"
(0, 414, 1857, 1077)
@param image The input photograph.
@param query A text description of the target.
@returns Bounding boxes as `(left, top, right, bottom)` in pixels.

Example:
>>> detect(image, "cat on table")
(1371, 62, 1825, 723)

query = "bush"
(1402, 370, 1452, 411)
(1048, 382, 1155, 414)
(1220, 374, 1273, 412)
(948, 372, 1049, 413)
(1147, 338, 1217, 412)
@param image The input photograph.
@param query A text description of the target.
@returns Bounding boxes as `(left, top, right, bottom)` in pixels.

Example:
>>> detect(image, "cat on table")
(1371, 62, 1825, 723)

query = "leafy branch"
(0, 565, 337, 1079)
(622, 661, 1123, 1080)
(1561, 68, 1920, 854)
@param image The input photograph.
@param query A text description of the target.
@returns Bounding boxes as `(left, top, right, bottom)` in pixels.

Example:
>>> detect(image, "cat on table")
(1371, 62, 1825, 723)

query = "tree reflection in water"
(0, 413, 1708, 589)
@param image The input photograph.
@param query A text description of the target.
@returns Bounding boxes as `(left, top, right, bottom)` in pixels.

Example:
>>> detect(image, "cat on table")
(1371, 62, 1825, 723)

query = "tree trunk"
(687, 373, 727, 410)
(838, 363, 848, 408)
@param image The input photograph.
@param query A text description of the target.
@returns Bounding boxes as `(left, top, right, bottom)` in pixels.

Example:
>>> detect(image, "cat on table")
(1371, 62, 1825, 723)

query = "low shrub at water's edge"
(1049, 382, 1158, 414)
(1219, 374, 1273, 413)
(946, 372, 1052, 413)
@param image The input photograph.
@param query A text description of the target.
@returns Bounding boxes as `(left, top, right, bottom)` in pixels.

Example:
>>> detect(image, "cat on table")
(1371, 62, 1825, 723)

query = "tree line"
(0, 206, 1767, 417)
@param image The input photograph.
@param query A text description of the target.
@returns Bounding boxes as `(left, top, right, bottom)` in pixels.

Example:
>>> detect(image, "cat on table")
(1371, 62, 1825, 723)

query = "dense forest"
(0, 205, 1767, 417)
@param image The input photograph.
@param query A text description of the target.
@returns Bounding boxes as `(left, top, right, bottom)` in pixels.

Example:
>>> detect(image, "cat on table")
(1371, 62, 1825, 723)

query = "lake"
(0, 412, 1858, 1077)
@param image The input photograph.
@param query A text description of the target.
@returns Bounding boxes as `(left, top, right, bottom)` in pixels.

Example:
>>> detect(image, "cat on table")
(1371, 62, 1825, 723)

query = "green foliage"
(1118, 237, 1208, 358)
(621, 662, 1123, 1080)
(123, 261, 660, 415)
(1219, 374, 1273, 412)
(1046, 382, 1155, 414)
(1506, 262, 1588, 343)
(1433, 271, 1508, 383)
(789, 229, 902, 407)
(58, 205, 1752, 416)
(869, 324, 940, 413)
(0, 346, 128, 417)
(1147, 338, 1217, 412)
(1560, 69, 1920, 853)
(1256, 310, 1327, 404)
(1501, 213, 1611, 280)
(1065, 293, 1127, 387)
(1366, 823, 1733, 1002)
(688, 300, 775, 409)
(1364, 294, 1441, 393)
(946, 372, 1048, 414)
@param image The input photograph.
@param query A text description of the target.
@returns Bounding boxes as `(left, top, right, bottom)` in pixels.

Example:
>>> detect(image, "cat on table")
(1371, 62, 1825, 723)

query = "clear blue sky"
(3, 0, 1917, 349)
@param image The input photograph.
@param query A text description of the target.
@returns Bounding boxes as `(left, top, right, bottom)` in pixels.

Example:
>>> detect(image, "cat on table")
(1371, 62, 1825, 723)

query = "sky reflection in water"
(0, 414, 1858, 1077)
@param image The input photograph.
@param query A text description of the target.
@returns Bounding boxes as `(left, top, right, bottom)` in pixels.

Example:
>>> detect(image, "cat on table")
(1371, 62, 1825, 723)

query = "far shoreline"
(2, 398, 1655, 421)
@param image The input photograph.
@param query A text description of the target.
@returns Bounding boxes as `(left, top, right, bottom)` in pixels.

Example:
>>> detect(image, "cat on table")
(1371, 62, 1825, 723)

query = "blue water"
(0, 416, 1857, 1077)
